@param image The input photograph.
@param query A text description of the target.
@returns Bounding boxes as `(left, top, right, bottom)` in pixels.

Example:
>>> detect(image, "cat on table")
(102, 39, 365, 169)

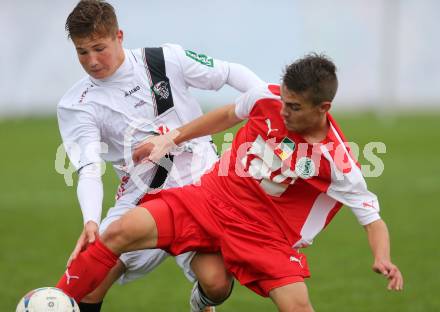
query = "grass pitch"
(0, 113, 439, 311)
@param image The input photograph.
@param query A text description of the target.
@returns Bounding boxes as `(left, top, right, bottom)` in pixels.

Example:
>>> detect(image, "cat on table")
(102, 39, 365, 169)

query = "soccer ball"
(16, 287, 79, 312)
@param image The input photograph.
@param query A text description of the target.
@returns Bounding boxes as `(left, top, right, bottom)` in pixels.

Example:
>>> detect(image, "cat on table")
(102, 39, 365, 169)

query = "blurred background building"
(1, 0, 439, 117)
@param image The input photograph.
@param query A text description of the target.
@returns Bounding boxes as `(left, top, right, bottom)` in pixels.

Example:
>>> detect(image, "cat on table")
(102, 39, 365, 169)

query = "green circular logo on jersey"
(295, 157, 315, 179)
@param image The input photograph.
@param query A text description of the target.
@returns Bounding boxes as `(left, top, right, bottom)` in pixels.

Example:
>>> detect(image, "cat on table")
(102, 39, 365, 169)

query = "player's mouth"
(90, 68, 107, 78)
(283, 118, 295, 131)
(90, 68, 103, 74)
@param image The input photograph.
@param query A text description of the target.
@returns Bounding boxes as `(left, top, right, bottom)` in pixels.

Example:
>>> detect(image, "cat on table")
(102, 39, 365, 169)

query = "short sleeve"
(57, 104, 102, 171)
(165, 44, 230, 91)
(234, 85, 268, 119)
(321, 135, 381, 226)
(327, 176, 381, 226)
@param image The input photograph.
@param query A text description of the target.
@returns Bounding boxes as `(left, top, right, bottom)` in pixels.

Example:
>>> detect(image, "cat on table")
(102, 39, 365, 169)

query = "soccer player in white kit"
(57, 1, 264, 311)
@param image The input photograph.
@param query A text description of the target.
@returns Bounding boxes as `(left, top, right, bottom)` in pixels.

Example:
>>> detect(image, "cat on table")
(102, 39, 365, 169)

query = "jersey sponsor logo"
(152, 81, 170, 100)
(124, 85, 141, 97)
(274, 137, 295, 161)
(295, 157, 315, 179)
(265, 118, 278, 136)
(185, 50, 214, 67)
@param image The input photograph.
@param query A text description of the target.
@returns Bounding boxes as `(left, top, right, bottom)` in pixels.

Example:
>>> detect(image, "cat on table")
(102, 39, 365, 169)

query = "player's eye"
(78, 50, 88, 55)
(287, 103, 300, 112)
(95, 47, 106, 52)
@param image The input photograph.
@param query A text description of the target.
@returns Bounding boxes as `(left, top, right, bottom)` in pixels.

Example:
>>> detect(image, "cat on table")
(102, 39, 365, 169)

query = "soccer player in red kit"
(57, 53, 403, 311)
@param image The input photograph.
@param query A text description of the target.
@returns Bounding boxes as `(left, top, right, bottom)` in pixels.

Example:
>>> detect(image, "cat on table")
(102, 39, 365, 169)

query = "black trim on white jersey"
(135, 154, 174, 204)
(143, 48, 175, 116)
(149, 154, 174, 189)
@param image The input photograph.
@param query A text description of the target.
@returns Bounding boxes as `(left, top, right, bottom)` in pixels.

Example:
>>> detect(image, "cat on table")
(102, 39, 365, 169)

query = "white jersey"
(57, 43, 264, 284)
(58, 44, 234, 213)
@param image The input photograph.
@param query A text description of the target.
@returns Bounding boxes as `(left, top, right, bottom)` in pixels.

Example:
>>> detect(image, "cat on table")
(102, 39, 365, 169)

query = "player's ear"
(319, 101, 331, 113)
(116, 29, 124, 43)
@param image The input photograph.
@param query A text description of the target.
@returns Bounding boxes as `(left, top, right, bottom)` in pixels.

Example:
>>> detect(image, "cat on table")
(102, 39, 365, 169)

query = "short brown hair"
(282, 53, 338, 105)
(65, 0, 119, 39)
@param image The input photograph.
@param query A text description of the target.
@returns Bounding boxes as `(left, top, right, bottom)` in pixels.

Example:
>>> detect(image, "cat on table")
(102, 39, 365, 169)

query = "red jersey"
(201, 84, 380, 249)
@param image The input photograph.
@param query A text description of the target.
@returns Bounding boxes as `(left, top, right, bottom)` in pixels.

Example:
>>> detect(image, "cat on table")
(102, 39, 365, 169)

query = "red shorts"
(139, 185, 310, 297)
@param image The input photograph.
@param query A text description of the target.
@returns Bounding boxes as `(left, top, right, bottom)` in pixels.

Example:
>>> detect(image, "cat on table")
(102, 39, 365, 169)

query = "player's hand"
(133, 130, 179, 164)
(372, 259, 404, 291)
(66, 221, 99, 268)
(132, 140, 155, 164)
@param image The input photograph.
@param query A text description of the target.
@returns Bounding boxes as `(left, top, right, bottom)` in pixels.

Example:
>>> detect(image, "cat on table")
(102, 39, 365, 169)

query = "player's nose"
(87, 53, 99, 68)
(281, 105, 289, 118)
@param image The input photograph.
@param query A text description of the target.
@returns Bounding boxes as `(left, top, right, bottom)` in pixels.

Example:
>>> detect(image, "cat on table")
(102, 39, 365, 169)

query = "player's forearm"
(77, 163, 103, 225)
(364, 219, 391, 262)
(174, 104, 242, 145)
(226, 63, 265, 92)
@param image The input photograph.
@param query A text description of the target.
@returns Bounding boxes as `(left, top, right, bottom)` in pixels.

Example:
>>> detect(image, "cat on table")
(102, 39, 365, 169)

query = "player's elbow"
(226, 104, 242, 126)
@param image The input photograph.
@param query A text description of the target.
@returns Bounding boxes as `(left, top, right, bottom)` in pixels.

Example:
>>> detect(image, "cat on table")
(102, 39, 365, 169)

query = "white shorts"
(100, 204, 196, 284)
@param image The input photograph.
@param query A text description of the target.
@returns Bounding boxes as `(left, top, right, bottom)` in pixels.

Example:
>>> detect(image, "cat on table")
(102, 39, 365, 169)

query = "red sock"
(56, 238, 119, 303)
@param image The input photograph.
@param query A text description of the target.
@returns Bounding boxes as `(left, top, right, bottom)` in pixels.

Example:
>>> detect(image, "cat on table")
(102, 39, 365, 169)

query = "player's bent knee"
(102, 207, 158, 253)
(101, 219, 128, 252)
(203, 280, 232, 302)
(198, 270, 233, 302)
(192, 253, 233, 301)
(102, 216, 138, 251)
(203, 272, 231, 295)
